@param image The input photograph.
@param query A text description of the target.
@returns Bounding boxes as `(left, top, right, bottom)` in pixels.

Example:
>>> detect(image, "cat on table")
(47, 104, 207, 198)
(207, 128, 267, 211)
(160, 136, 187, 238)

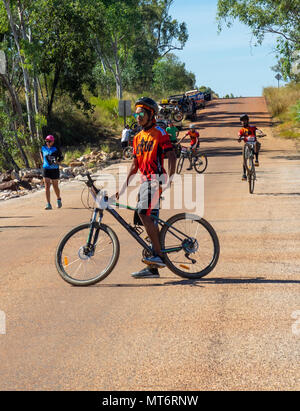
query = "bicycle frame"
(86, 181, 188, 257)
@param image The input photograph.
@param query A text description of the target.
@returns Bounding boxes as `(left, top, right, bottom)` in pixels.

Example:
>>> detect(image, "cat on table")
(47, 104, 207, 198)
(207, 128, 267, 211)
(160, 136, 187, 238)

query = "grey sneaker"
(142, 255, 166, 268)
(45, 203, 52, 210)
(57, 198, 62, 208)
(131, 267, 160, 278)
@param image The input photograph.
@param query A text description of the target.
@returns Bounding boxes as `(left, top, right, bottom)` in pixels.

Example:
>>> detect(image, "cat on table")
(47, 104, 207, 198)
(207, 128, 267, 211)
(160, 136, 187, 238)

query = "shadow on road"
(94, 276, 300, 288)
(0, 216, 33, 218)
(256, 193, 300, 197)
(197, 277, 300, 285)
(271, 155, 300, 161)
(0, 225, 45, 229)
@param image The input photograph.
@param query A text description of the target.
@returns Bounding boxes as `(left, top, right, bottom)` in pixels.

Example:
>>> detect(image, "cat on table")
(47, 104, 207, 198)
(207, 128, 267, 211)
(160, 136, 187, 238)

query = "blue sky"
(170, 0, 285, 97)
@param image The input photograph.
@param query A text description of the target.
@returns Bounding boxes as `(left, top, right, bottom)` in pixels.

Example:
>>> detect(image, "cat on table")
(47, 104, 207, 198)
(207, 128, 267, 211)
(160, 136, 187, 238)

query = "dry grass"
(263, 83, 300, 139)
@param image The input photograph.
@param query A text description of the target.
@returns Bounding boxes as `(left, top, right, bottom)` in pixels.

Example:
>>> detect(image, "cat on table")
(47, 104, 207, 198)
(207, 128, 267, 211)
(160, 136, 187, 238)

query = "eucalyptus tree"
(217, 0, 300, 80)
(84, 0, 188, 98)
(152, 53, 195, 94)
(2, 0, 37, 140)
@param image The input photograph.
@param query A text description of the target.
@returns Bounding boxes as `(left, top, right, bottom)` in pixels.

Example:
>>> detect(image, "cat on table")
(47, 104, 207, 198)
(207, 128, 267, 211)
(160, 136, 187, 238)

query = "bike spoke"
(162, 216, 218, 276)
(60, 227, 115, 282)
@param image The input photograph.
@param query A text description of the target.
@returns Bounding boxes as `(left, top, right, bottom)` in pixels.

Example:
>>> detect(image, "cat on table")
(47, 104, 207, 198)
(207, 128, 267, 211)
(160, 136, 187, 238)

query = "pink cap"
(45, 135, 54, 142)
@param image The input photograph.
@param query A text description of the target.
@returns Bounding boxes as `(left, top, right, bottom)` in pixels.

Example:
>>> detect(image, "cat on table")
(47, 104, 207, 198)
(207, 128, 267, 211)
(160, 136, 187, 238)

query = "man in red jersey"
(178, 124, 200, 170)
(238, 114, 263, 180)
(116, 97, 176, 278)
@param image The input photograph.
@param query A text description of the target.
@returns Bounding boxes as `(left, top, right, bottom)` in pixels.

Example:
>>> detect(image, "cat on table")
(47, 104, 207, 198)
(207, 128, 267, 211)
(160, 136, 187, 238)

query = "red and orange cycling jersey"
(239, 126, 257, 142)
(187, 130, 199, 146)
(133, 125, 173, 182)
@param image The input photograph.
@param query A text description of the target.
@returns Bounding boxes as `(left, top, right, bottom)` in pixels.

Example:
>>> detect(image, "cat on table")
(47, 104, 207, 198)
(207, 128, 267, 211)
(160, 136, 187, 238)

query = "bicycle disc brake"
(78, 245, 94, 260)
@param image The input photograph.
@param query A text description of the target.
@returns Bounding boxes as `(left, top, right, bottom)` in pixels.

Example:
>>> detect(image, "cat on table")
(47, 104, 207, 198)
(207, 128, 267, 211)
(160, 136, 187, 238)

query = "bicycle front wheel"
(243, 144, 252, 172)
(249, 165, 255, 194)
(176, 155, 184, 174)
(55, 223, 120, 286)
(160, 213, 220, 279)
(193, 153, 208, 174)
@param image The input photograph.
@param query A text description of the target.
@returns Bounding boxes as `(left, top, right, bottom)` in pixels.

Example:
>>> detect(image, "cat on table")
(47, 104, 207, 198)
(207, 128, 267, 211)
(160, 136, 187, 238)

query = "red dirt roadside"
(0, 97, 299, 390)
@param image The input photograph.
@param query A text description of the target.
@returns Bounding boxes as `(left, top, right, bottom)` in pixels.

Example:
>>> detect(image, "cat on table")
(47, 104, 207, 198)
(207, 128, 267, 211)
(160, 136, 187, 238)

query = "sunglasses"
(133, 112, 146, 119)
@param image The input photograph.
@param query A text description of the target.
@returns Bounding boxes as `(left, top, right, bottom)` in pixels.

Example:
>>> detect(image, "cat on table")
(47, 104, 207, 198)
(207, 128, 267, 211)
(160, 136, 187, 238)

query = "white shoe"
(131, 267, 160, 278)
(142, 255, 166, 268)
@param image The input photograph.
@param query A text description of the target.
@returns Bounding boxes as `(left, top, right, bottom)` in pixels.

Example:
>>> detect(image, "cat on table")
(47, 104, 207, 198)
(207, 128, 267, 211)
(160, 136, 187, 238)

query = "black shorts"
(42, 168, 60, 180)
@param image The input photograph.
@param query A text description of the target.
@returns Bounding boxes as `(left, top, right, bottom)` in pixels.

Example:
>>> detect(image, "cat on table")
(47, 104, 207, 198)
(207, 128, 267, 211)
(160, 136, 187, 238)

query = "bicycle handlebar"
(81, 171, 101, 195)
(238, 133, 266, 141)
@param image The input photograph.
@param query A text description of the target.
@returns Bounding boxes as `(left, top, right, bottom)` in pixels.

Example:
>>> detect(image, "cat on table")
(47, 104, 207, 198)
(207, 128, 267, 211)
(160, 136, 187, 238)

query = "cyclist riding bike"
(115, 97, 176, 278)
(238, 114, 263, 181)
(177, 124, 200, 170)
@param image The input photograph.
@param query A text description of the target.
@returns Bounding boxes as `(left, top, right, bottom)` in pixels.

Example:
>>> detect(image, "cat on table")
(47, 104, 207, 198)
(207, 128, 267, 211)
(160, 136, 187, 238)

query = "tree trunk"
(1, 92, 30, 168)
(0, 73, 25, 126)
(3, 0, 37, 141)
(14, 127, 30, 168)
(47, 63, 62, 119)
(112, 39, 123, 99)
(94, 36, 123, 99)
(0, 131, 20, 172)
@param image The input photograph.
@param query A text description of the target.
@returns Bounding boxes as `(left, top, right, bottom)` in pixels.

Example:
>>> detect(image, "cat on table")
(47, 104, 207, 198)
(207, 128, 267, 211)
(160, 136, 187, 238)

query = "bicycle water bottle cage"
(132, 225, 144, 236)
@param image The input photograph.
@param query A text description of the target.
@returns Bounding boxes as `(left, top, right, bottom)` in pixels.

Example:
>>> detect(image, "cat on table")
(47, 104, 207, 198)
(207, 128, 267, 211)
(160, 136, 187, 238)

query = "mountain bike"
(241, 132, 266, 194)
(55, 172, 220, 286)
(176, 146, 208, 174)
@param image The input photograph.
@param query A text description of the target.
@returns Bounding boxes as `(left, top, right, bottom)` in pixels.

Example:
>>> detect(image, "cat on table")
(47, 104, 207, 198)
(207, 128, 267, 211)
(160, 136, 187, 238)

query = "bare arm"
(165, 149, 176, 188)
(115, 157, 138, 200)
(178, 133, 187, 144)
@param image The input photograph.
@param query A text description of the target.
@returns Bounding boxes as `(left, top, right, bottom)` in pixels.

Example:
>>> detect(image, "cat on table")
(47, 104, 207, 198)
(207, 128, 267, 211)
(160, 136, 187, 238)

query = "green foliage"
(0, 0, 193, 171)
(152, 54, 195, 94)
(217, 0, 300, 80)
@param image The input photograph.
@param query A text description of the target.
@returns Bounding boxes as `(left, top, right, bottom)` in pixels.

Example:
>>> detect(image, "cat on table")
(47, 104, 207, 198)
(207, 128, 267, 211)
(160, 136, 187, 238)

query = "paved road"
(0, 98, 299, 390)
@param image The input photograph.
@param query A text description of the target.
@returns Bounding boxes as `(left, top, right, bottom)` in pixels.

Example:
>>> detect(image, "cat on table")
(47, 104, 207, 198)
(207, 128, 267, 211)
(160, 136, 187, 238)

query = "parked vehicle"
(185, 89, 205, 109)
(204, 92, 212, 101)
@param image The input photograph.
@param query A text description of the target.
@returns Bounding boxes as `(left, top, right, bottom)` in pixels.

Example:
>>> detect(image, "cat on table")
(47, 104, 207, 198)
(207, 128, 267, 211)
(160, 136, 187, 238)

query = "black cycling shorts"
(42, 168, 60, 180)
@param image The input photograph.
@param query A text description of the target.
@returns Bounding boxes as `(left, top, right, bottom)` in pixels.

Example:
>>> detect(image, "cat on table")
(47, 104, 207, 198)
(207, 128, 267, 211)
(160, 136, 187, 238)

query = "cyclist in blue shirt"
(40, 135, 63, 210)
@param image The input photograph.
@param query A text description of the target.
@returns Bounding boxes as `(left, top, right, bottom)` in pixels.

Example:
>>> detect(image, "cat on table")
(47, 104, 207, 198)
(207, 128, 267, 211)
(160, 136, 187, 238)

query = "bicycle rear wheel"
(176, 155, 184, 174)
(160, 213, 220, 279)
(55, 223, 120, 286)
(123, 146, 133, 160)
(193, 153, 208, 174)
